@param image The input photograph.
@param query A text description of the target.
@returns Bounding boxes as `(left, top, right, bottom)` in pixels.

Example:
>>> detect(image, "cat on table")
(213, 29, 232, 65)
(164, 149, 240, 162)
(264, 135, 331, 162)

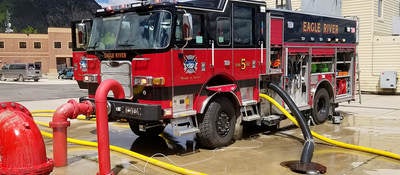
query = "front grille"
(101, 61, 132, 98)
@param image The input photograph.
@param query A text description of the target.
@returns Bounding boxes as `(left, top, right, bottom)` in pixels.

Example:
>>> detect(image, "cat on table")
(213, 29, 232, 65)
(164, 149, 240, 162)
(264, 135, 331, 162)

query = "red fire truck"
(72, 0, 357, 148)
(71, 20, 101, 95)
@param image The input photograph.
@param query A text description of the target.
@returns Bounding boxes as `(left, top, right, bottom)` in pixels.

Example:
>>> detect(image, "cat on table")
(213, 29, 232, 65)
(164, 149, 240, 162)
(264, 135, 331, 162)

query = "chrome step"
(171, 116, 199, 136)
(261, 115, 281, 126)
(174, 128, 200, 136)
(242, 114, 261, 121)
(242, 100, 257, 106)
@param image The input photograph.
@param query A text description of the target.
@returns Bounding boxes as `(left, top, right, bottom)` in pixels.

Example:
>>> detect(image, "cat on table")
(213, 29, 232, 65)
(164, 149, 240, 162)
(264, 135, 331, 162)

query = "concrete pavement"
(0, 78, 77, 85)
(12, 90, 400, 174)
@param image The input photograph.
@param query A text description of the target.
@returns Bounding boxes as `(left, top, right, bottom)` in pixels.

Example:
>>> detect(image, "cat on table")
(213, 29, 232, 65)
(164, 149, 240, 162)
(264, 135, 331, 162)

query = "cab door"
(232, 4, 261, 97)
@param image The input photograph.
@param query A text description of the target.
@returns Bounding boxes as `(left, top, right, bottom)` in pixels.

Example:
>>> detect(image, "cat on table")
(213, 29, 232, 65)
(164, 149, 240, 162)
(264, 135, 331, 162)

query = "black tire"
(34, 78, 39, 82)
(197, 97, 236, 149)
(128, 120, 164, 137)
(312, 88, 331, 124)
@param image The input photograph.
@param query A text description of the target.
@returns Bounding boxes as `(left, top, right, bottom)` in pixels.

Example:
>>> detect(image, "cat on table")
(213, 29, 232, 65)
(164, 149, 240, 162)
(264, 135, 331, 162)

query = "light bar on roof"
(96, 0, 178, 14)
(149, 0, 177, 4)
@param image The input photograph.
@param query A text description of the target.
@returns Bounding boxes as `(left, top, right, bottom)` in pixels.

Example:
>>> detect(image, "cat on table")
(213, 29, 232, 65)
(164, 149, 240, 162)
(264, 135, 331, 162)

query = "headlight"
(134, 76, 165, 86)
(83, 74, 98, 83)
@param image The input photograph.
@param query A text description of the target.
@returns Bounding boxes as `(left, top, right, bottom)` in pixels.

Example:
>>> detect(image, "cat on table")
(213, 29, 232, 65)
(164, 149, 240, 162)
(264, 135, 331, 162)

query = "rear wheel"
(197, 97, 236, 149)
(312, 88, 331, 124)
(128, 120, 165, 137)
(34, 78, 39, 82)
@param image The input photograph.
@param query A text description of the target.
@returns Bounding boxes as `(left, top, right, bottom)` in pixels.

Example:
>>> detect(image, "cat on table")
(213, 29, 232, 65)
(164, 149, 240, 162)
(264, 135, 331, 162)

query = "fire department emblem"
(183, 55, 198, 74)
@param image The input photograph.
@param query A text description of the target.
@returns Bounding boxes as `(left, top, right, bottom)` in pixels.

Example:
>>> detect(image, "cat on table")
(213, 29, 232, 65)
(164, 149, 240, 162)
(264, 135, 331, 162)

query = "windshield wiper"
(118, 43, 135, 47)
(87, 41, 99, 49)
(118, 40, 135, 47)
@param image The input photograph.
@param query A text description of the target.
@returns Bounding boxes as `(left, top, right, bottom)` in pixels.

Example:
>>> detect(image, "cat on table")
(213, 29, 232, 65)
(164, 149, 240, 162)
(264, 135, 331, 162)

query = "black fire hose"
(267, 83, 326, 174)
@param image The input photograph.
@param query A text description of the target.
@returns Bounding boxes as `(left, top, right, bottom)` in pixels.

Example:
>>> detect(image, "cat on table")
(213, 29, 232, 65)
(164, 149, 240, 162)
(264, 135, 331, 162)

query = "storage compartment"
(335, 50, 354, 98)
(337, 79, 347, 95)
(311, 56, 334, 74)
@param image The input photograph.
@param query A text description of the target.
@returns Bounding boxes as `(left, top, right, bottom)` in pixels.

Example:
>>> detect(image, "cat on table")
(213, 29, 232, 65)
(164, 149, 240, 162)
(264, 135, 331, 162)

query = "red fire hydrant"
(0, 102, 54, 175)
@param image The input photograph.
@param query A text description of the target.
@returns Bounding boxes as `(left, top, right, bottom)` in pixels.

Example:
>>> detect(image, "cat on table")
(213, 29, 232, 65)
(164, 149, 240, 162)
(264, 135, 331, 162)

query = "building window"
(54, 42, 62, 48)
(34, 42, 41, 49)
(19, 42, 27, 48)
(0, 41, 4, 48)
(378, 0, 383, 18)
(68, 42, 73, 49)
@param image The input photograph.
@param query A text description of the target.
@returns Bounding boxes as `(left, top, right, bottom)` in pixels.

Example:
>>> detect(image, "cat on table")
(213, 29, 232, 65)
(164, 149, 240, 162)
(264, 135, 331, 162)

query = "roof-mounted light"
(96, 0, 178, 15)
(148, 0, 177, 5)
(96, 8, 105, 13)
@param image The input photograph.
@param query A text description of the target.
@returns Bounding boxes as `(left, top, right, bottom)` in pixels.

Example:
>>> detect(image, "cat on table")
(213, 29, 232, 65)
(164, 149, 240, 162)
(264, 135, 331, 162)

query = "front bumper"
(79, 97, 163, 121)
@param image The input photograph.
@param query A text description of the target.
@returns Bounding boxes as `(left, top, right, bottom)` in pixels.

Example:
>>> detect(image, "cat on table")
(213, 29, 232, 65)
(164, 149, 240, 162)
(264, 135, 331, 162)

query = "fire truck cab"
(71, 20, 101, 93)
(75, 0, 357, 148)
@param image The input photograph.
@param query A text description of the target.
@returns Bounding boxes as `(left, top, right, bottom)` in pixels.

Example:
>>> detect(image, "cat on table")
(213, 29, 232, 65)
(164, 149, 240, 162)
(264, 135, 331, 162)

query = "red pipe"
(0, 102, 54, 174)
(49, 99, 93, 167)
(94, 79, 125, 175)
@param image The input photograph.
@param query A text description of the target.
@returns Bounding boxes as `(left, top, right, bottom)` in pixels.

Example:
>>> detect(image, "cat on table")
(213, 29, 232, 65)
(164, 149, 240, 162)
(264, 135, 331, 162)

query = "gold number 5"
(240, 58, 246, 70)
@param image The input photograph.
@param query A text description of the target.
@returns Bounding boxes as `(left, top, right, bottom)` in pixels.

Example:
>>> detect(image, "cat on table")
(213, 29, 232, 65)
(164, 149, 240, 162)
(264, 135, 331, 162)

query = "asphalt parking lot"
(2, 79, 400, 175)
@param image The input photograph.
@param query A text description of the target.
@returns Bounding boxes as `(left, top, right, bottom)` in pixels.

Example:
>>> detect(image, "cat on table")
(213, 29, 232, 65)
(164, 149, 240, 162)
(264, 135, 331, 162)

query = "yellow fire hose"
(34, 120, 206, 175)
(259, 93, 400, 160)
(32, 93, 400, 175)
(31, 110, 57, 113)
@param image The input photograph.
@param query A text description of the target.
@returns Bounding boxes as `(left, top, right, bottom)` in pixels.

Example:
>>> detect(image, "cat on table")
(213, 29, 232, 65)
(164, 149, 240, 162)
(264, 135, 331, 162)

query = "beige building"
(0, 28, 72, 78)
(267, 0, 400, 93)
(342, 0, 400, 93)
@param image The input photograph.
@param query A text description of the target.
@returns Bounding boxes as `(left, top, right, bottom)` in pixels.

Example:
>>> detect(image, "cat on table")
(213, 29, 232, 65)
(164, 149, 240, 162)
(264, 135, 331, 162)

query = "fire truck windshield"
(87, 10, 172, 51)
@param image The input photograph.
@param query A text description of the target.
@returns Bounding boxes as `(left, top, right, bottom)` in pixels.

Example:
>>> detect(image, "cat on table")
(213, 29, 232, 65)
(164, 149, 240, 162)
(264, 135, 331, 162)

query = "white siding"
(371, 36, 400, 90)
(291, 0, 301, 11)
(265, 0, 301, 10)
(374, 0, 400, 35)
(342, 0, 400, 93)
(342, 0, 377, 92)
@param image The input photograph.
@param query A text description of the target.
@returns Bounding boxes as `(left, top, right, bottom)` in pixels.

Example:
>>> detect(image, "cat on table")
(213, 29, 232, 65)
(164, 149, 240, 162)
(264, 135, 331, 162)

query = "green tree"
(21, 25, 38, 34)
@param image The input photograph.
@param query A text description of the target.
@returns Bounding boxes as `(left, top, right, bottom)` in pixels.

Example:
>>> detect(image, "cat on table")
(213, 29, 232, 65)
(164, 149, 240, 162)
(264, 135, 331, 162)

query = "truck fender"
(199, 91, 241, 114)
(312, 79, 334, 100)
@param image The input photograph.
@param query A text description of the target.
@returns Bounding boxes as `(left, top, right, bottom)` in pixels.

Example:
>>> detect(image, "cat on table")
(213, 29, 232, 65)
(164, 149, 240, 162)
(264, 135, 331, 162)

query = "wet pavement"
(12, 85, 400, 175)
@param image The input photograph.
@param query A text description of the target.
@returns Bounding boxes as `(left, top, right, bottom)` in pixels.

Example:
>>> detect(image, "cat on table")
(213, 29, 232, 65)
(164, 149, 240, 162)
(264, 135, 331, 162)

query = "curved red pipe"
(94, 79, 125, 175)
(49, 99, 93, 167)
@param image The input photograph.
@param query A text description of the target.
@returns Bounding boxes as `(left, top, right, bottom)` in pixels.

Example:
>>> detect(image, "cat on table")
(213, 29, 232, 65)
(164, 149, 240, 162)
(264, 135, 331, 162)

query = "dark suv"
(58, 67, 74, 79)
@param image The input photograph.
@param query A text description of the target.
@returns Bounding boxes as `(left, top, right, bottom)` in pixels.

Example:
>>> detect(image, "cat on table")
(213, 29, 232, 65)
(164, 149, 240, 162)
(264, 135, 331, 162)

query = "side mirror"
(182, 13, 193, 41)
(77, 23, 88, 46)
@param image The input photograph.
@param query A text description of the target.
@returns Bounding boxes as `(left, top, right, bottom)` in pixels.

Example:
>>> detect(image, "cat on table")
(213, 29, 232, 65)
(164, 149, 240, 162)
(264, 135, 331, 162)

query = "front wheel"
(312, 88, 331, 124)
(128, 120, 164, 137)
(197, 97, 236, 149)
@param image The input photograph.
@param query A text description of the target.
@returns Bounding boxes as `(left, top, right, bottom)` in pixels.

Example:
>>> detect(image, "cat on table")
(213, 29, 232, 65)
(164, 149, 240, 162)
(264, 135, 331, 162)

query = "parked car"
(58, 67, 74, 79)
(0, 63, 41, 81)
